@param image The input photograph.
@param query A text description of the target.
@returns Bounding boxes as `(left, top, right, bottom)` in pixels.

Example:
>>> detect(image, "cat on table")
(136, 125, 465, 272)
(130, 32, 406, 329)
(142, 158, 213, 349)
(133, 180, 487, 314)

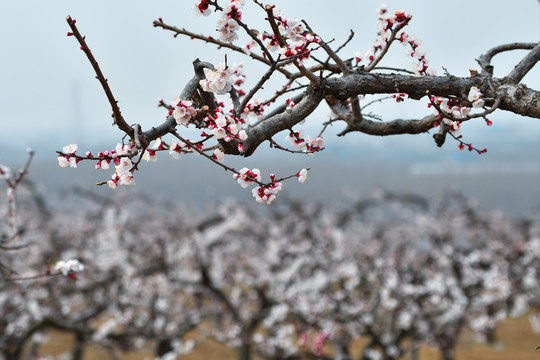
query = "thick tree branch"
(506, 41, 540, 83)
(243, 86, 324, 156)
(238, 73, 539, 156)
(141, 60, 211, 142)
(325, 73, 540, 118)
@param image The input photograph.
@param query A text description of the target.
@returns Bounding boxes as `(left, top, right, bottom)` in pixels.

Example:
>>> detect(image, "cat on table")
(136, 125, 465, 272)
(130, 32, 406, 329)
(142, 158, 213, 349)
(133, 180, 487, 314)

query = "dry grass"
(32, 315, 539, 359)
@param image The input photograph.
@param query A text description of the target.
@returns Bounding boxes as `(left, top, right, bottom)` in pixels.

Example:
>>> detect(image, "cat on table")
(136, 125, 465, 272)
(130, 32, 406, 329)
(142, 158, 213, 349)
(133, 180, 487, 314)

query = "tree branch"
(151, 20, 292, 78)
(66, 16, 133, 139)
(338, 113, 438, 137)
(477, 42, 538, 76)
(506, 41, 540, 83)
(243, 86, 324, 156)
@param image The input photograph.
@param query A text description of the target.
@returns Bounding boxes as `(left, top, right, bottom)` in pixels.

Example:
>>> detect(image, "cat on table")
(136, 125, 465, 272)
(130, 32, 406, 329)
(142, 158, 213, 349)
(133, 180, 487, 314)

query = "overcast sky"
(0, 1, 539, 166)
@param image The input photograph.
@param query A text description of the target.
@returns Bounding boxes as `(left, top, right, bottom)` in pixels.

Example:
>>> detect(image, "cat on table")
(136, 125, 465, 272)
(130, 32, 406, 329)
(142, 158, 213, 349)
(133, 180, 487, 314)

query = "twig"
(66, 16, 133, 139)
(361, 95, 395, 110)
(236, 56, 281, 117)
(153, 21, 293, 78)
(302, 20, 351, 75)
(268, 138, 323, 155)
(0, 241, 34, 251)
(365, 17, 411, 72)
(3, 149, 35, 242)
(426, 90, 501, 123)
(448, 132, 487, 154)
(372, 66, 415, 74)
(264, 5, 320, 86)
(261, 78, 300, 106)
(169, 130, 301, 187)
(333, 30, 355, 57)
(2, 272, 62, 282)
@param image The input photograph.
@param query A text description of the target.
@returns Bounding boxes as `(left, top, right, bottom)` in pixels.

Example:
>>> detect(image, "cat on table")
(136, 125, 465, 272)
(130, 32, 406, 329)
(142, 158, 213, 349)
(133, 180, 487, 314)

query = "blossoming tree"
(56, 0, 540, 203)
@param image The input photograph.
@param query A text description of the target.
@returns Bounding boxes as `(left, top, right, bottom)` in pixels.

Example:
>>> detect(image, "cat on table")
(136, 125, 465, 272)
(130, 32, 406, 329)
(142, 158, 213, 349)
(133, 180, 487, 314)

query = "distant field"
(34, 313, 540, 360)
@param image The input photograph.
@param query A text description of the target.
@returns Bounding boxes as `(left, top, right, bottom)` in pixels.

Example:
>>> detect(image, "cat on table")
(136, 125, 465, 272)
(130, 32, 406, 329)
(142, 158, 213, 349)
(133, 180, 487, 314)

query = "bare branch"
(302, 20, 351, 75)
(152, 19, 293, 78)
(235, 56, 281, 117)
(333, 30, 355, 57)
(66, 16, 133, 139)
(338, 113, 438, 137)
(477, 42, 537, 76)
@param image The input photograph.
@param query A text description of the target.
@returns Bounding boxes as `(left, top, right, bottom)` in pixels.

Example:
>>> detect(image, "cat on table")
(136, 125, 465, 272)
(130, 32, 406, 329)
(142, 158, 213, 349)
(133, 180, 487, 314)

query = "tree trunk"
(156, 338, 173, 357)
(3, 341, 22, 360)
(331, 335, 352, 360)
(441, 348, 455, 360)
(71, 332, 86, 360)
(237, 341, 251, 360)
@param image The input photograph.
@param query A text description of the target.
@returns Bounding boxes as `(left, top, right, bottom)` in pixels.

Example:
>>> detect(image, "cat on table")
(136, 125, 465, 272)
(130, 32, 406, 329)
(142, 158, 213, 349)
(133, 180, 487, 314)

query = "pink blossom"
(233, 167, 261, 188)
(53, 259, 84, 276)
(297, 168, 308, 183)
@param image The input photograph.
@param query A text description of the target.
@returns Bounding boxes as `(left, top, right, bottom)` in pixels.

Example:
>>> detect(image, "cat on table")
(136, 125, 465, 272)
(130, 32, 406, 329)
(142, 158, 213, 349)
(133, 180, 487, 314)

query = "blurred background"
(0, 0, 539, 211)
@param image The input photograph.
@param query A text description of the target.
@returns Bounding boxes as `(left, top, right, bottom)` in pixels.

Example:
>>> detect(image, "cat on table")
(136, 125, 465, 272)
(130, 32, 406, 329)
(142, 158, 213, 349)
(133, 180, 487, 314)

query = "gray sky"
(0, 1, 539, 165)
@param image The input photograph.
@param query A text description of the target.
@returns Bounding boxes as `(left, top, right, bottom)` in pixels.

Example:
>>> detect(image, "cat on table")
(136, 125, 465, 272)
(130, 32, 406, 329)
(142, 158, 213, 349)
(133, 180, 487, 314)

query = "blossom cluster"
(357, 7, 409, 62)
(428, 87, 489, 153)
(169, 139, 189, 159)
(240, 98, 265, 121)
(252, 182, 282, 204)
(270, 13, 319, 64)
(284, 129, 323, 153)
(195, 0, 246, 43)
(58, 143, 137, 189)
(233, 167, 261, 188)
(192, 0, 211, 17)
(468, 86, 485, 108)
(53, 259, 84, 277)
(171, 98, 198, 125)
(400, 31, 434, 76)
(354, 5, 435, 76)
(232, 168, 308, 204)
(235, 6, 320, 64)
(232, 168, 281, 203)
(57, 144, 79, 168)
(430, 87, 486, 122)
(200, 62, 243, 95)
